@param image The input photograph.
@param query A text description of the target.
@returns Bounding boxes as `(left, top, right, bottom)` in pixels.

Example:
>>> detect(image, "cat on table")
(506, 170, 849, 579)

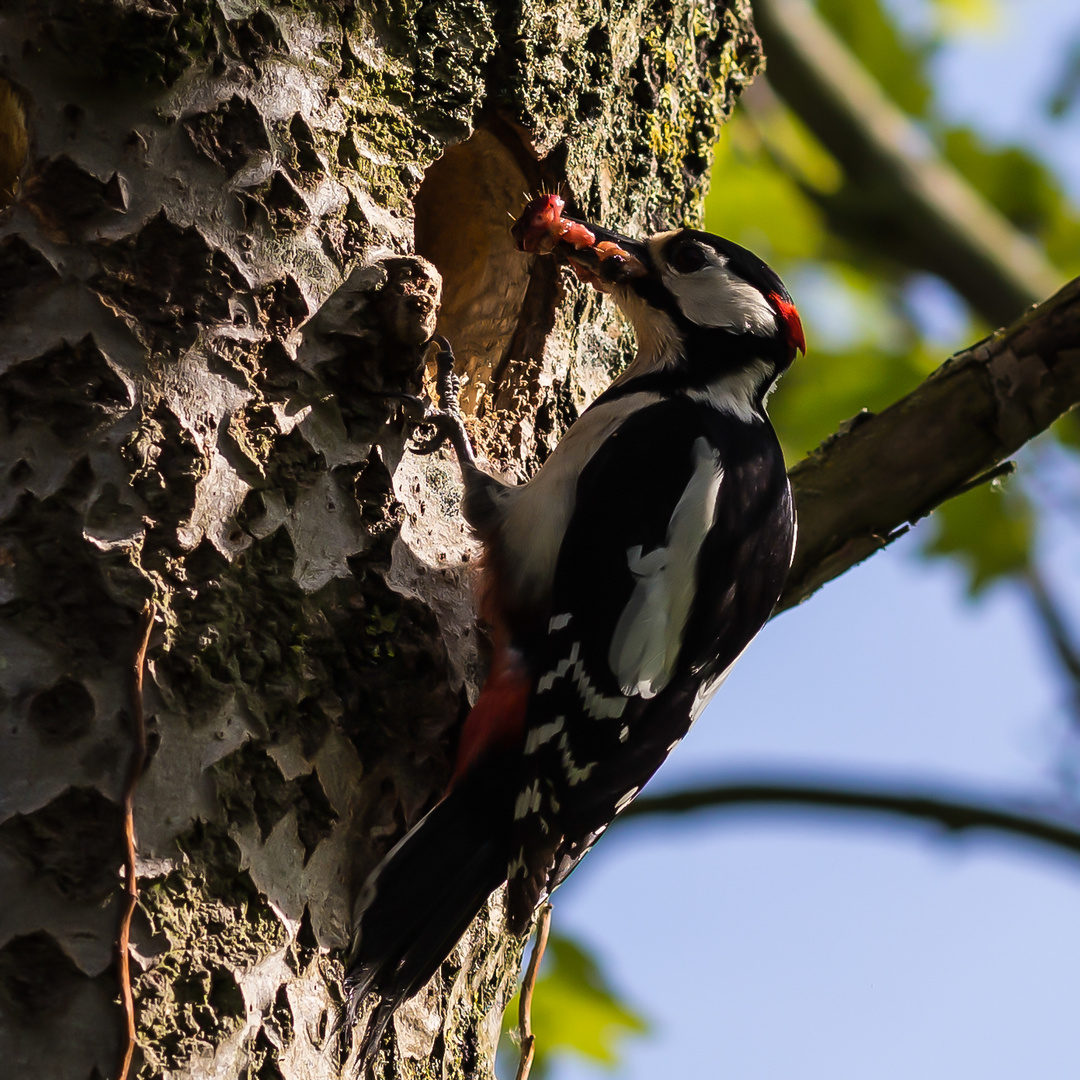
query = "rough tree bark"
(0, 3, 761, 1079)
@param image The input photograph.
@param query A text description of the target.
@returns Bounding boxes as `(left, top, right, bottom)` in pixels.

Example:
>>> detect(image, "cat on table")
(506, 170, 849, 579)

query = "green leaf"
(499, 933, 649, 1078)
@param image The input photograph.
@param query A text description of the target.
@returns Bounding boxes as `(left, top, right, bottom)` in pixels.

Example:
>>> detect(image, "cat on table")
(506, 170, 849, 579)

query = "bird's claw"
(407, 336, 477, 468)
(373, 390, 429, 425)
(410, 410, 456, 455)
(430, 335, 464, 417)
(382, 332, 470, 468)
(348, 336, 477, 467)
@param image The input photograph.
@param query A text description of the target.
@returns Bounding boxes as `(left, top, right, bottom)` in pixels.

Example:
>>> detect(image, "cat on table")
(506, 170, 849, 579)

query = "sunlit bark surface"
(0, 3, 760, 1077)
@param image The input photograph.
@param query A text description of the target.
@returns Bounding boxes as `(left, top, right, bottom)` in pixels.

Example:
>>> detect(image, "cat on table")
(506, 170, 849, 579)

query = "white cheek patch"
(663, 258, 777, 336)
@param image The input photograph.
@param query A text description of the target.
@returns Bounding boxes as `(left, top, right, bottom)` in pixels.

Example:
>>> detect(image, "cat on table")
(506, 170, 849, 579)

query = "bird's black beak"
(559, 216, 651, 289)
(511, 195, 650, 290)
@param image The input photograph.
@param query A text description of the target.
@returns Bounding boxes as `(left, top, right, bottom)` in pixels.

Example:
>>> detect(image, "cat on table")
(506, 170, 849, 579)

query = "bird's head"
(514, 196, 805, 415)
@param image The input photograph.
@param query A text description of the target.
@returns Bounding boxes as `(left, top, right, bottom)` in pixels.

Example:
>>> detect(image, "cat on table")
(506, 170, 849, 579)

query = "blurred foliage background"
(499, 0, 1080, 1074)
(713, 0, 1080, 603)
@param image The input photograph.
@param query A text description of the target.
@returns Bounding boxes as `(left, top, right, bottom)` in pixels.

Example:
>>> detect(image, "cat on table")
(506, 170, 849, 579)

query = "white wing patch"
(524, 716, 565, 754)
(608, 437, 724, 698)
(557, 732, 597, 785)
(514, 780, 542, 820)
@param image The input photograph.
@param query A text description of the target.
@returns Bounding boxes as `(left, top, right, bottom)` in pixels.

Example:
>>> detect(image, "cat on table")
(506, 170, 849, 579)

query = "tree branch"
(751, 0, 1062, 324)
(781, 275, 1080, 611)
(1023, 565, 1080, 719)
(619, 777, 1080, 861)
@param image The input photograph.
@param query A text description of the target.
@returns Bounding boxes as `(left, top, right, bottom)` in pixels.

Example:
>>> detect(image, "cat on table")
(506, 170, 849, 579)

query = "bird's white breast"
(496, 390, 663, 607)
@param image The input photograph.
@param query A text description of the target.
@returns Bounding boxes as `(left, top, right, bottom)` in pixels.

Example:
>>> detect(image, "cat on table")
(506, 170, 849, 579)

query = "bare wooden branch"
(620, 777, 1080, 860)
(781, 275, 1080, 611)
(1025, 567, 1080, 688)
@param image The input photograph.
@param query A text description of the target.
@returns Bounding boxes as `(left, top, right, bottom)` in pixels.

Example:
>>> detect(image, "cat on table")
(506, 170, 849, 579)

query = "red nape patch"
(446, 646, 530, 792)
(770, 292, 806, 358)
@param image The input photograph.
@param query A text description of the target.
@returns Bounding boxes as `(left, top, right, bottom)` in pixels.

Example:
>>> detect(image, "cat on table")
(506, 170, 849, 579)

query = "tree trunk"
(0, 2, 761, 1078)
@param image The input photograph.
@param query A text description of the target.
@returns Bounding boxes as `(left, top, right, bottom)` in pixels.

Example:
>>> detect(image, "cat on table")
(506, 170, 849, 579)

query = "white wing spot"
(548, 612, 573, 632)
(571, 655, 627, 719)
(537, 642, 580, 693)
(537, 641, 627, 720)
(558, 732, 597, 785)
(525, 716, 565, 754)
(614, 787, 640, 814)
(514, 780, 542, 820)
(619, 725, 629, 743)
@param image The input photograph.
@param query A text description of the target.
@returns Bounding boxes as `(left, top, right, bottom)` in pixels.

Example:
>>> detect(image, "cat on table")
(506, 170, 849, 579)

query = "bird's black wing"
(505, 396, 793, 930)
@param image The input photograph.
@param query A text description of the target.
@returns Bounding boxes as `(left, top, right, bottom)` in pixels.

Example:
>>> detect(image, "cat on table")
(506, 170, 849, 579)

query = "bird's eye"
(670, 243, 708, 274)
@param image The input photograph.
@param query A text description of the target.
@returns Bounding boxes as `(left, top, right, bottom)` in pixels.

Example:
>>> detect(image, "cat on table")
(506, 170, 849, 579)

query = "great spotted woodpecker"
(346, 197, 804, 1055)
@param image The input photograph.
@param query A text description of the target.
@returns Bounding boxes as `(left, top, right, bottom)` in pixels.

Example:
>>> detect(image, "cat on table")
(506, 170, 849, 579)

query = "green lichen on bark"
(491, 0, 761, 224)
(135, 826, 289, 1074)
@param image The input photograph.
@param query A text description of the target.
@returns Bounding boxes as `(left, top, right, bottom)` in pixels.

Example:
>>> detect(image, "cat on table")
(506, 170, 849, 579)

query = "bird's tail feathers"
(345, 776, 511, 1066)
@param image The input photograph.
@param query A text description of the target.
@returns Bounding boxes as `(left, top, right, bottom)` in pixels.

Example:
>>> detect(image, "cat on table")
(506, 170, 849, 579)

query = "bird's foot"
(408, 336, 476, 468)
(354, 335, 477, 469)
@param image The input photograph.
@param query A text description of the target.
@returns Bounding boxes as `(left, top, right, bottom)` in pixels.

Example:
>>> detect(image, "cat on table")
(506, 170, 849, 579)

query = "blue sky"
(550, 543, 1080, 1080)
(542, 3, 1080, 1077)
